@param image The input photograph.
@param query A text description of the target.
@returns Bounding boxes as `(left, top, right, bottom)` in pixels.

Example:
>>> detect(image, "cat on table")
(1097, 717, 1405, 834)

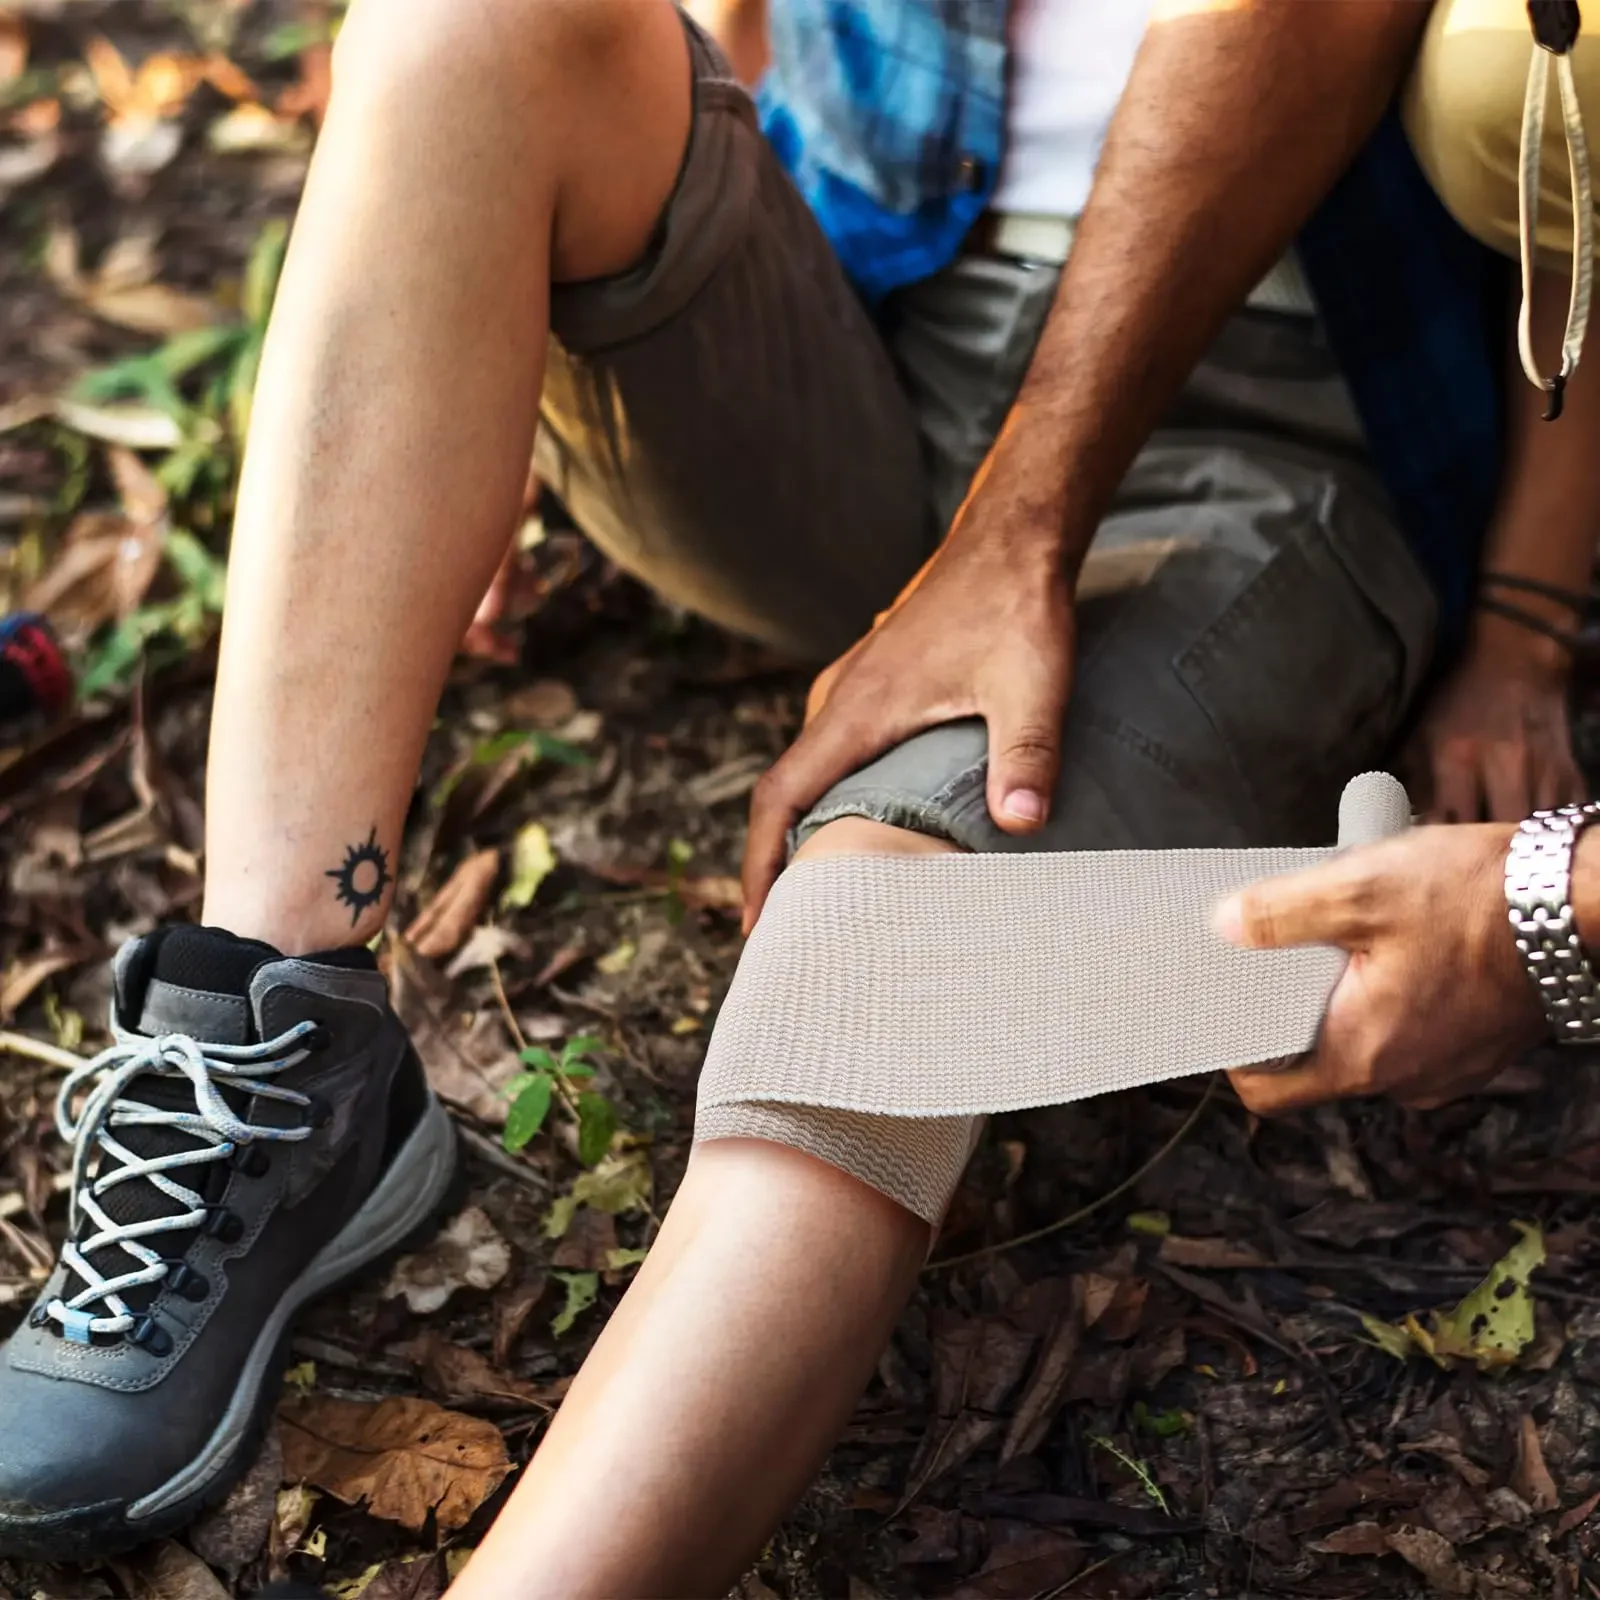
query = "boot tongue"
(135, 925, 283, 1043)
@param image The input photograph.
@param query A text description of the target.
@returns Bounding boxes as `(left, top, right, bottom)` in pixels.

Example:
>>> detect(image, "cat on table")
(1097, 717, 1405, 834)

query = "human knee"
(790, 816, 961, 865)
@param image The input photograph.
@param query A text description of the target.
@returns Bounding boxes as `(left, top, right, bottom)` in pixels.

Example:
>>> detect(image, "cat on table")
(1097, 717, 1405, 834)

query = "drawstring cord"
(1520, 1, 1594, 418)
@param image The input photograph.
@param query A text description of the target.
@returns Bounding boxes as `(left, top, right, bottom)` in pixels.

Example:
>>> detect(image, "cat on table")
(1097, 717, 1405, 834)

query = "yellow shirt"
(1405, 0, 1600, 270)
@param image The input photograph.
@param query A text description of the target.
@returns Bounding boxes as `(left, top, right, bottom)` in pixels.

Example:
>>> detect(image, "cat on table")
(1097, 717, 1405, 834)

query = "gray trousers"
(533, 15, 1438, 854)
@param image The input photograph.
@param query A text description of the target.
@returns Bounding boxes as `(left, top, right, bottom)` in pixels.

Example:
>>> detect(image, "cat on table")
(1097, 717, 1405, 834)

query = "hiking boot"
(0, 925, 457, 1561)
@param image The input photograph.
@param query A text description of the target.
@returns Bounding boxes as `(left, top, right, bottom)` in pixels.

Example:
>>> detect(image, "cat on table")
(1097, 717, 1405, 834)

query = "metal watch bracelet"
(1506, 803, 1600, 1043)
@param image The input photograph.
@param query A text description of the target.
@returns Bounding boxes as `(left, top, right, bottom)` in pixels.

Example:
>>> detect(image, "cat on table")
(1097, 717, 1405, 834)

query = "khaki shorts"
(536, 14, 1440, 855)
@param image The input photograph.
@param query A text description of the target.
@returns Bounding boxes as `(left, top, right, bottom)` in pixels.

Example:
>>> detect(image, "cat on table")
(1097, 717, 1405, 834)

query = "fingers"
(1213, 854, 1378, 952)
(741, 694, 908, 934)
(1482, 738, 1534, 823)
(982, 645, 1071, 835)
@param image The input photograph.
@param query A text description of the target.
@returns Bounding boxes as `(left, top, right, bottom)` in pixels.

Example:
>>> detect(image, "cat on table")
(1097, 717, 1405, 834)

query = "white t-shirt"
(991, 0, 1157, 217)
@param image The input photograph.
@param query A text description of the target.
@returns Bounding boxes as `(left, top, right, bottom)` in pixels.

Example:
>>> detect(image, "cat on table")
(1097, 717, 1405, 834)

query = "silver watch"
(1505, 804, 1600, 1043)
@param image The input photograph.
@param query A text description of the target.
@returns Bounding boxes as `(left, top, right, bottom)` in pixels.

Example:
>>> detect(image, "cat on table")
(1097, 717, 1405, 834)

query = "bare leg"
(201, 0, 692, 952)
(450, 820, 953, 1600)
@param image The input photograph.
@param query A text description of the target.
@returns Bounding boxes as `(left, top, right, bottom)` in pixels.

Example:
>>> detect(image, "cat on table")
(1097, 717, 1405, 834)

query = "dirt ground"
(9, 5, 1600, 1599)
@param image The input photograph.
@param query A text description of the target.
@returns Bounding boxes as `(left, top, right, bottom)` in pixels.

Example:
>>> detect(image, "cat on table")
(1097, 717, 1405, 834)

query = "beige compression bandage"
(695, 772, 1412, 1224)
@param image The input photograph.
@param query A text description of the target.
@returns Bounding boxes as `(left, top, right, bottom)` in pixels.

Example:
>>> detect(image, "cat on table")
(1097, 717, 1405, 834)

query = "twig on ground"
(0, 1031, 84, 1073)
(925, 1077, 1219, 1273)
(453, 1117, 550, 1194)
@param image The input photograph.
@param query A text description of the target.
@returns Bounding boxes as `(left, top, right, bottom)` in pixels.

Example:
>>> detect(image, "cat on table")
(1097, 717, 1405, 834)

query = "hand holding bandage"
(1218, 823, 1546, 1114)
(700, 772, 1421, 1225)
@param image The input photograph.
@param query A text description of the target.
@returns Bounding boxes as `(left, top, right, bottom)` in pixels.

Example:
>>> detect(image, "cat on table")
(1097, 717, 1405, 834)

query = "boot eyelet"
(164, 1262, 210, 1302)
(205, 1208, 245, 1245)
(304, 1094, 333, 1130)
(130, 1316, 173, 1358)
(231, 1144, 271, 1178)
(28, 1306, 50, 1330)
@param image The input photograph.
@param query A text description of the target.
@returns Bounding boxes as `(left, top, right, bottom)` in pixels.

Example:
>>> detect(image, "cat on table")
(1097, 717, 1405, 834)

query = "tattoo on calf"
(327, 826, 393, 925)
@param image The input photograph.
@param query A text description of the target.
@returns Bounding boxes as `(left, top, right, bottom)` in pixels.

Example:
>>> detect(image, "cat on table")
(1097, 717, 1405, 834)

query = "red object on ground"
(0, 611, 73, 729)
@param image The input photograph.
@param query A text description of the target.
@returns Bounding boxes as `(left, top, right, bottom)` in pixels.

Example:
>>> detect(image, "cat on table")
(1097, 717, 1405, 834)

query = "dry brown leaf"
(403, 848, 500, 960)
(208, 102, 312, 157)
(1157, 1235, 1270, 1270)
(109, 1539, 229, 1600)
(188, 1429, 282, 1579)
(504, 677, 577, 729)
(1555, 1485, 1600, 1537)
(1383, 1524, 1471, 1595)
(384, 1205, 510, 1315)
(0, 12, 27, 82)
(88, 281, 218, 336)
(1309, 1520, 1390, 1556)
(278, 1395, 511, 1533)
(0, 941, 96, 1018)
(390, 1330, 566, 1411)
(22, 511, 126, 632)
(1001, 1280, 1083, 1464)
(550, 1205, 617, 1272)
(266, 1481, 319, 1582)
(360, 1554, 450, 1600)
(444, 923, 529, 980)
(1513, 1412, 1560, 1514)
(492, 1274, 548, 1368)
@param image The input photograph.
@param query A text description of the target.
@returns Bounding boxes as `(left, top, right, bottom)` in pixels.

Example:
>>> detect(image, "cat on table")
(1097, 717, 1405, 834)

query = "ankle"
(198, 889, 387, 958)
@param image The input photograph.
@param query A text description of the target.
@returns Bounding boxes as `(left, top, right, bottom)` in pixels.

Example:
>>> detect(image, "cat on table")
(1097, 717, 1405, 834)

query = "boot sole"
(0, 1094, 460, 1564)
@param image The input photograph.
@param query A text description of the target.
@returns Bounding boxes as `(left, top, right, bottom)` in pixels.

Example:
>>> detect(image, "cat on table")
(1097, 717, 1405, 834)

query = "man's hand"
(741, 492, 1075, 931)
(1406, 614, 1585, 822)
(1215, 823, 1546, 1115)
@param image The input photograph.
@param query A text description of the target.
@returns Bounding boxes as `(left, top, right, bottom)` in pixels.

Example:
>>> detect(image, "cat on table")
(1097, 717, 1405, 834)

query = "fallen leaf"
(501, 821, 556, 911)
(1158, 1235, 1269, 1270)
(266, 1482, 319, 1581)
(188, 1428, 283, 1578)
(110, 1540, 229, 1600)
(551, 1269, 598, 1336)
(404, 848, 500, 960)
(950, 1522, 1083, 1599)
(493, 1275, 548, 1368)
(544, 1150, 653, 1239)
(1428, 1220, 1545, 1370)
(357, 1554, 449, 1600)
(1556, 1485, 1600, 1537)
(87, 281, 218, 337)
(208, 101, 312, 157)
(1002, 1282, 1083, 1464)
(1384, 1524, 1471, 1596)
(595, 937, 636, 975)
(1513, 1412, 1559, 1514)
(550, 1206, 617, 1271)
(384, 1206, 510, 1315)
(504, 677, 578, 729)
(444, 923, 529, 979)
(390, 1331, 563, 1411)
(279, 1395, 511, 1533)
(1309, 1520, 1390, 1556)
(0, 13, 26, 82)
(52, 397, 184, 451)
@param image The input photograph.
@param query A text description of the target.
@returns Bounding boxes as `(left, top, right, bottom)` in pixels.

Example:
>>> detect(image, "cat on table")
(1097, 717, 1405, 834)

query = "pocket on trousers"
(1173, 472, 1431, 842)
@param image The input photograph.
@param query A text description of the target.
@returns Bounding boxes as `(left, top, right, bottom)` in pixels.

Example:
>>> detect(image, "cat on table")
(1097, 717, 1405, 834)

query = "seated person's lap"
(539, 13, 1439, 860)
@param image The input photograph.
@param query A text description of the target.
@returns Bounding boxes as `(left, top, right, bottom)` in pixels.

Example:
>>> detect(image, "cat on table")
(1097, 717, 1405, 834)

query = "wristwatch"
(1506, 803, 1600, 1043)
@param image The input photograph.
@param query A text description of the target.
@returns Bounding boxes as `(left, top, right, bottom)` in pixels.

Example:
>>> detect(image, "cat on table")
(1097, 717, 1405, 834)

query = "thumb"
(983, 660, 1070, 835)
(1213, 858, 1372, 952)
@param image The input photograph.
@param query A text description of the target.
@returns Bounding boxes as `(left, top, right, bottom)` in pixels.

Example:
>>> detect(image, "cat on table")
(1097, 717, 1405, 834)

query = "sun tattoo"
(326, 826, 392, 926)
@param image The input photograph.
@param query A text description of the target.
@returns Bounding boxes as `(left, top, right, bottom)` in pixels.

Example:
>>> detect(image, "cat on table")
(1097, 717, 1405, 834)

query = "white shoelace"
(45, 1022, 321, 1343)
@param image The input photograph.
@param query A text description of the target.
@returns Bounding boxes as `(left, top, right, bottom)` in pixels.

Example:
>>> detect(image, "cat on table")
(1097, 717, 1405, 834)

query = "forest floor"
(7, 5, 1600, 1598)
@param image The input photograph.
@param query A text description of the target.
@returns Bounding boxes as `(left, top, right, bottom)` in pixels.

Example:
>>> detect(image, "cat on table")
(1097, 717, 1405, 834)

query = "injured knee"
(791, 815, 960, 865)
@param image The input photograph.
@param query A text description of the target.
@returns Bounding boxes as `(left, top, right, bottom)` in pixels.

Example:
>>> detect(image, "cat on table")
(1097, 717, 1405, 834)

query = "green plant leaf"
(163, 528, 228, 611)
(156, 323, 248, 381)
(543, 1150, 652, 1239)
(576, 1092, 617, 1167)
(561, 1035, 606, 1066)
(605, 1247, 649, 1272)
(1428, 1219, 1545, 1371)
(503, 1075, 553, 1153)
(554, 1061, 595, 1081)
(550, 1270, 598, 1338)
(243, 220, 290, 330)
(228, 331, 264, 446)
(518, 1046, 558, 1073)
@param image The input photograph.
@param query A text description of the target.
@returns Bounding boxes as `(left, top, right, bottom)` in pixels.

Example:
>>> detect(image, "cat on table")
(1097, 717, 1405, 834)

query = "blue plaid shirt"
(757, 0, 1505, 653)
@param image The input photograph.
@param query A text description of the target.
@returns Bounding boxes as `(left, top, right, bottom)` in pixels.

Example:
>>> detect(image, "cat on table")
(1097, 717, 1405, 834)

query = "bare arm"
(1002, 0, 1432, 567)
(744, 0, 1434, 920)
(1405, 267, 1595, 822)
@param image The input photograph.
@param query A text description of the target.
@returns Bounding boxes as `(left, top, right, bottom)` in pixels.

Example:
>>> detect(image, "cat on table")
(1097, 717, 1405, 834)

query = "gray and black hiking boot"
(0, 925, 457, 1561)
